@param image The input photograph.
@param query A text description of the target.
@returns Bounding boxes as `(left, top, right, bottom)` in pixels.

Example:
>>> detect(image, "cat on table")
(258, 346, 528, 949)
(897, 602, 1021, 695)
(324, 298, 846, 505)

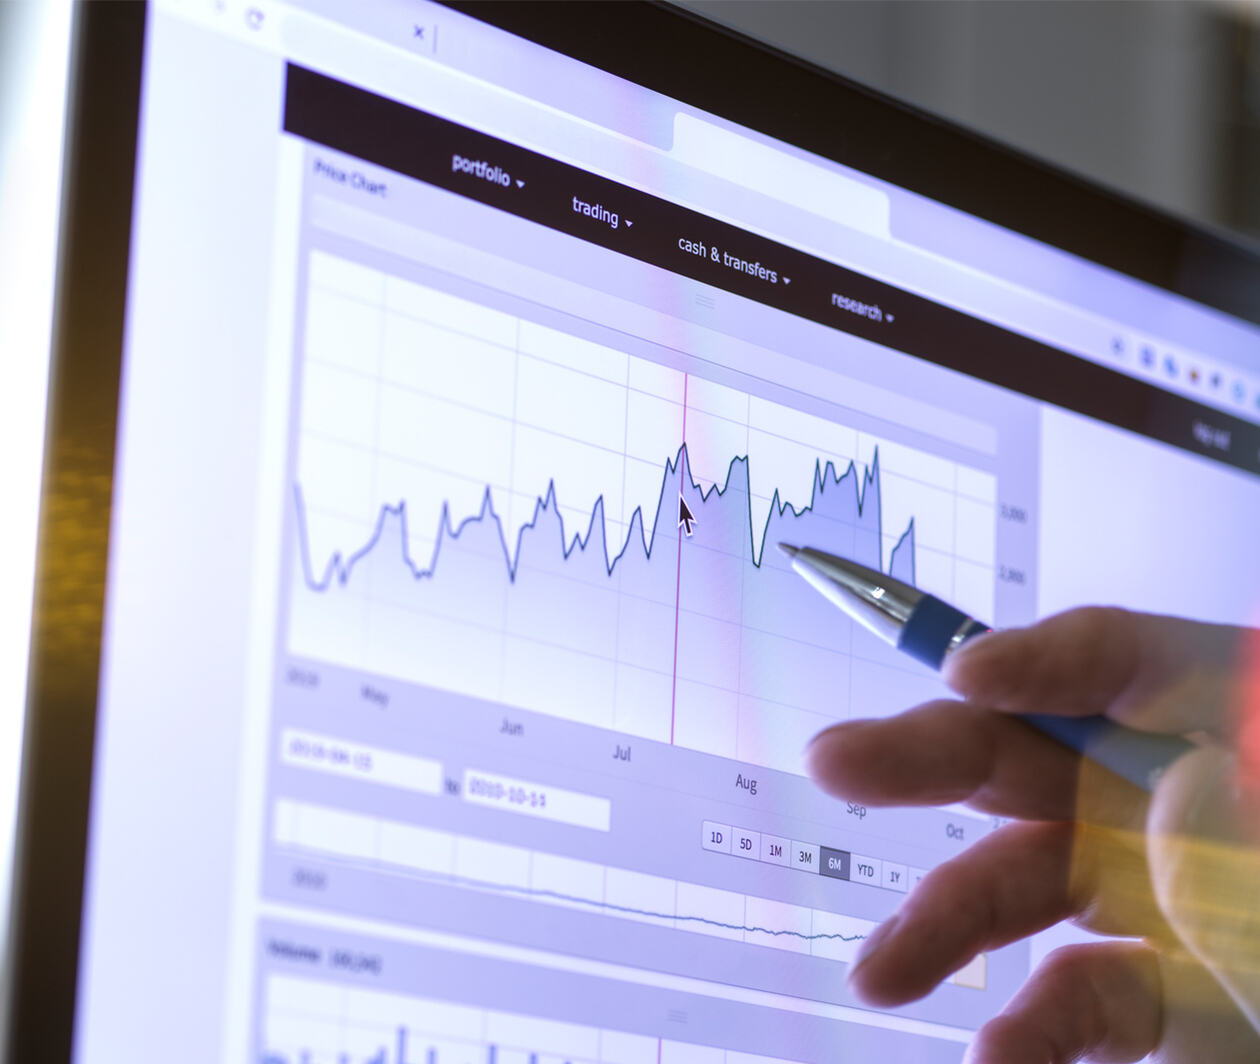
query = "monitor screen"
(45, 2, 1260, 1063)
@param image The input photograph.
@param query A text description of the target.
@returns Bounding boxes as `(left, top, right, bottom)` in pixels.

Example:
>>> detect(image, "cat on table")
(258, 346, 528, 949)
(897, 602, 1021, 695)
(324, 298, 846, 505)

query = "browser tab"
(671, 113, 892, 240)
(406, 20, 437, 55)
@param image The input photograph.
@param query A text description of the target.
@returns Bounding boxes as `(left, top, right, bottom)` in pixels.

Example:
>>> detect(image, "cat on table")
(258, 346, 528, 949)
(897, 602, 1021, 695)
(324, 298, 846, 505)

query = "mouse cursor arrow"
(677, 495, 696, 537)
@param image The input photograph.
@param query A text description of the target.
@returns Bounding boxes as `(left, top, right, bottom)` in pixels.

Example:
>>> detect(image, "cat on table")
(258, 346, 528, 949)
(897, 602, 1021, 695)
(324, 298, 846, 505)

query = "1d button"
(702, 820, 731, 854)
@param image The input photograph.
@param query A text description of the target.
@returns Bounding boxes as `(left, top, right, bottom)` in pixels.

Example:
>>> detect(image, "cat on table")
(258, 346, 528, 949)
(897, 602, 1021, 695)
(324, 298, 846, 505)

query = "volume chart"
(262, 976, 810, 1064)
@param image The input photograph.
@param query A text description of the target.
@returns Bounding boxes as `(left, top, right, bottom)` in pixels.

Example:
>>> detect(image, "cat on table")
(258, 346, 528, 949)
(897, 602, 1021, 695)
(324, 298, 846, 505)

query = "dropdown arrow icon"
(625, 219, 633, 227)
(516, 179, 525, 188)
(783, 277, 791, 284)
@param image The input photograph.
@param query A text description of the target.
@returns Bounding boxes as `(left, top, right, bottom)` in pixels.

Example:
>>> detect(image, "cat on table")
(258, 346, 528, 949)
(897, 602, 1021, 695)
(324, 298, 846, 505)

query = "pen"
(778, 543, 1193, 793)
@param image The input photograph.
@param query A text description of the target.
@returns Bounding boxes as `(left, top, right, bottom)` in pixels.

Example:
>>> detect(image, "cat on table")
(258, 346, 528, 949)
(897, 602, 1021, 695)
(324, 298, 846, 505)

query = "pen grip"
(897, 594, 987, 670)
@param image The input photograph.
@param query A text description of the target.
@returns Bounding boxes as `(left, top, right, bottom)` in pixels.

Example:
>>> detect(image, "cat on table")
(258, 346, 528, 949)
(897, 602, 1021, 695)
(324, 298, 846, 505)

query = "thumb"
(1148, 746, 1260, 1034)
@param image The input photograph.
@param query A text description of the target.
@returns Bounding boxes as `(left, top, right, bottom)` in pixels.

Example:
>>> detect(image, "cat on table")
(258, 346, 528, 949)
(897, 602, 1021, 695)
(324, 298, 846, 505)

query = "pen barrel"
(1017, 713, 1190, 792)
(897, 595, 990, 670)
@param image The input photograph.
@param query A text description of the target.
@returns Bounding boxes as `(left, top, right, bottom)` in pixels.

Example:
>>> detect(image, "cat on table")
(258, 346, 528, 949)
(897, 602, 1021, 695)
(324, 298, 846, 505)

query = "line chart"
(285, 252, 998, 771)
(273, 799, 873, 959)
(295, 445, 915, 600)
(295, 852, 868, 947)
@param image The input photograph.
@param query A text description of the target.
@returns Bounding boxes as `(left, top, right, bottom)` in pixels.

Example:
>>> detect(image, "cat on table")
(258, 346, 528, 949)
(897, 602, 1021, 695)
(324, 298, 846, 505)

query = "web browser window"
(71, 3, 1260, 1063)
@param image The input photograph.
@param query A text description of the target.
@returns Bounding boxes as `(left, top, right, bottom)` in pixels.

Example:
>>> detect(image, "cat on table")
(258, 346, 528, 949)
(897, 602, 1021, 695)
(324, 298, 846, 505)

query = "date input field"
(462, 769, 610, 831)
(280, 729, 442, 795)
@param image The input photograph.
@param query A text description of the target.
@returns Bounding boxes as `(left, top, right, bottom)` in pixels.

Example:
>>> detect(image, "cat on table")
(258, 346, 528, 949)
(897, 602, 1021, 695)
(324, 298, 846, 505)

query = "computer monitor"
(10, 2, 1260, 1062)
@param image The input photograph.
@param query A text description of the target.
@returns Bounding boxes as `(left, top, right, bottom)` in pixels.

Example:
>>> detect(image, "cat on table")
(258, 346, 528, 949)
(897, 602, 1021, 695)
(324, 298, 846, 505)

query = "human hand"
(806, 607, 1260, 1063)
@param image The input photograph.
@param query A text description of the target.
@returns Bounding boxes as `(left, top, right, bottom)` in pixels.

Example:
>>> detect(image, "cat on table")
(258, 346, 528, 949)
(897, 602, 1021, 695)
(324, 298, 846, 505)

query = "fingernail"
(941, 631, 999, 693)
(941, 644, 981, 687)
(849, 915, 899, 979)
(802, 722, 845, 759)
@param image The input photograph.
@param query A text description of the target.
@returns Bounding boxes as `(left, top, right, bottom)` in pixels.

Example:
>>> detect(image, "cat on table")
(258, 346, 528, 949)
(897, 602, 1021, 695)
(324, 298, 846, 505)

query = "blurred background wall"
(680, 0, 1260, 242)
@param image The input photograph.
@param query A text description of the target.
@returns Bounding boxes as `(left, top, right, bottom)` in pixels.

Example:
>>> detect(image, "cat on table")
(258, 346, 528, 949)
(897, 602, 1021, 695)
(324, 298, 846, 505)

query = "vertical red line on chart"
(669, 372, 689, 744)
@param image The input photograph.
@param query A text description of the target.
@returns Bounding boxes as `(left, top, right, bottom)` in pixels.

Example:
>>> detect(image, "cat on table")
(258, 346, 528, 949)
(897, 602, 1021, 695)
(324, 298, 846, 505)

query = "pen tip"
(777, 542, 800, 558)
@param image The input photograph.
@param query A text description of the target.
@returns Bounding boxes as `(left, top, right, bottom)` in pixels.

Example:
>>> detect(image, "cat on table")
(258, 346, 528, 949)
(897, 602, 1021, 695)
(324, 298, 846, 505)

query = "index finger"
(807, 699, 1148, 828)
(806, 700, 1083, 820)
(943, 607, 1244, 738)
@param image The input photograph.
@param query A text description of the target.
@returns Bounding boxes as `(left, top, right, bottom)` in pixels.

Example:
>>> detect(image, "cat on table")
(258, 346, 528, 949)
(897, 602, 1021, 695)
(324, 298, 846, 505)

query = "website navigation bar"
(283, 64, 1260, 478)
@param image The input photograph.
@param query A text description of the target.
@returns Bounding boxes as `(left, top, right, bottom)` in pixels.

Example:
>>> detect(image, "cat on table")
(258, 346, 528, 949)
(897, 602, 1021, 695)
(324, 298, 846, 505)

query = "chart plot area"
(286, 253, 998, 770)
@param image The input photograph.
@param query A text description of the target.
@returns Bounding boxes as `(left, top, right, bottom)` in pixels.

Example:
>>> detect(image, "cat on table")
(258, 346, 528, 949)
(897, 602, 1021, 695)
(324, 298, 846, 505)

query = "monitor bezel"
(6, 2, 1259, 1059)
(4, 4, 145, 1060)
(449, 1, 1260, 325)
